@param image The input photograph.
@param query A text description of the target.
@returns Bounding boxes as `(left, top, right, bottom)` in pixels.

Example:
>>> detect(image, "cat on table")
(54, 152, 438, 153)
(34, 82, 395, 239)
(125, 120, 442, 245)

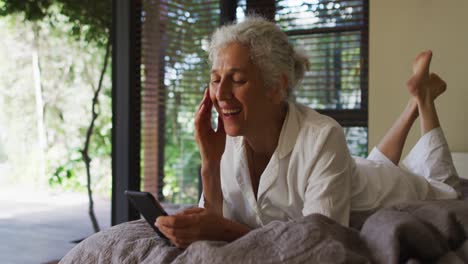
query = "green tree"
(0, 0, 112, 232)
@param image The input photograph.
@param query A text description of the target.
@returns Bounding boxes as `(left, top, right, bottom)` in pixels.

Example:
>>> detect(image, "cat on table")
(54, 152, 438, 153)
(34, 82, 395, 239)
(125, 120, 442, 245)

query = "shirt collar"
(277, 101, 300, 159)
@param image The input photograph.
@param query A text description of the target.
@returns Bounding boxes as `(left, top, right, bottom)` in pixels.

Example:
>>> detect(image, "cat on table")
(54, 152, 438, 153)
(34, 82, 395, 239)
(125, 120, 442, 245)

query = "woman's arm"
(302, 125, 352, 226)
(200, 163, 223, 214)
(195, 89, 226, 215)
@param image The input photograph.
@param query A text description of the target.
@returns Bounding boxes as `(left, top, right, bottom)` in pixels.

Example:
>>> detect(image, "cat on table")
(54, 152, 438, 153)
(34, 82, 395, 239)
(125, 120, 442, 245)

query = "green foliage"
(0, 0, 52, 21)
(49, 148, 84, 191)
(0, 0, 111, 46)
(51, 0, 111, 47)
(344, 127, 368, 157)
(0, 6, 112, 195)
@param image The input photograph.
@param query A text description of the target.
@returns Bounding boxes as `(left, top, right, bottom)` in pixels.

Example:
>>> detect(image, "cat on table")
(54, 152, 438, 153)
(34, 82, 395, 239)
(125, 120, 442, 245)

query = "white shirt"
(204, 102, 353, 227)
(199, 102, 459, 228)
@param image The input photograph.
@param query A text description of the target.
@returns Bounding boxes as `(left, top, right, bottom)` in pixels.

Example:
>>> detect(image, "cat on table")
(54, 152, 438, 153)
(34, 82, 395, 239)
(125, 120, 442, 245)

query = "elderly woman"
(155, 16, 460, 248)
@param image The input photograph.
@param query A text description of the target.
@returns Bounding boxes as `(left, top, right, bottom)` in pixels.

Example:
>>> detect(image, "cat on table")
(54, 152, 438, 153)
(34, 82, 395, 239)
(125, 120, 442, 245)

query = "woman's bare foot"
(406, 50, 447, 103)
(406, 50, 443, 135)
(374, 50, 447, 164)
(428, 72, 447, 99)
(407, 72, 446, 112)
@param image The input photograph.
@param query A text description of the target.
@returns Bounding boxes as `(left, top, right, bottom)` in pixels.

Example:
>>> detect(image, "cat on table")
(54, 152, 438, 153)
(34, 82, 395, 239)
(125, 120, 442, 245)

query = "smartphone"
(124, 190, 169, 239)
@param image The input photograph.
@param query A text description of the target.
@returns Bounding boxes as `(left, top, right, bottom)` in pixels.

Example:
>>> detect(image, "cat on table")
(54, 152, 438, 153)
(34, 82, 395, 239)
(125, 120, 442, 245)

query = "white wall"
(369, 0, 468, 155)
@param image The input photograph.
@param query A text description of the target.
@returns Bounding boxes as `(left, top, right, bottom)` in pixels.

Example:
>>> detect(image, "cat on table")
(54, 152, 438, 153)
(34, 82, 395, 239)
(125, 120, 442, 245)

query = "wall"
(369, 0, 468, 155)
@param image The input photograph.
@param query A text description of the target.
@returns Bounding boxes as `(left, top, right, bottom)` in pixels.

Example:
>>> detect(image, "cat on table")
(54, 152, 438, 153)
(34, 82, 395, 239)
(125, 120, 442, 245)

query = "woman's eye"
(211, 79, 220, 84)
(233, 79, 246, 84)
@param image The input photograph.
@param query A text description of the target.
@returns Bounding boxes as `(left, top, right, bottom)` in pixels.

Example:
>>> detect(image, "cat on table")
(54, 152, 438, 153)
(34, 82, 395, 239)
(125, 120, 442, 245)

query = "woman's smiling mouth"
(221, 108, 242, 116)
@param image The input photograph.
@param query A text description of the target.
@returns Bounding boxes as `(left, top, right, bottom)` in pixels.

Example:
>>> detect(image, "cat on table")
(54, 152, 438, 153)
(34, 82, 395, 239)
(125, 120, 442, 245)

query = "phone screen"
(125, 190, 169, 239)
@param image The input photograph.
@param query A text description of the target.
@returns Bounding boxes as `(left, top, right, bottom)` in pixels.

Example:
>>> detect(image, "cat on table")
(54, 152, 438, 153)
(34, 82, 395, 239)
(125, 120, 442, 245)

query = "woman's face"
(210, 42, 282, 137)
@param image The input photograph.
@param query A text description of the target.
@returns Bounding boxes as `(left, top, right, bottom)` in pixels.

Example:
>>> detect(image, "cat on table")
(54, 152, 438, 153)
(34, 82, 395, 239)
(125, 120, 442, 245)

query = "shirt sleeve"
(302, 125, 352, 226)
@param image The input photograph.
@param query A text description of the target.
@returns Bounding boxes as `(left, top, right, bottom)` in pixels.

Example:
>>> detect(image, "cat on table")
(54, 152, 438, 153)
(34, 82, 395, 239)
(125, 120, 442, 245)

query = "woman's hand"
(155, 207, 250, 249)
(194, 88, 225, 214)
(194, 88, 226, 166)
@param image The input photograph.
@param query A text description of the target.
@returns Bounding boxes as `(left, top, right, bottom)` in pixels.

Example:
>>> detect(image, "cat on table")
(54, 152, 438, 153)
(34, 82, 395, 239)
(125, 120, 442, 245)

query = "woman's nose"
(216, 80, 233, 101)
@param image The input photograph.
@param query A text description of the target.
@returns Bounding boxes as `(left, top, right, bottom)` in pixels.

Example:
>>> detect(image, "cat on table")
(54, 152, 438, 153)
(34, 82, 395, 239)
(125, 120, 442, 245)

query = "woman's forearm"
(201, 163, 223, 215)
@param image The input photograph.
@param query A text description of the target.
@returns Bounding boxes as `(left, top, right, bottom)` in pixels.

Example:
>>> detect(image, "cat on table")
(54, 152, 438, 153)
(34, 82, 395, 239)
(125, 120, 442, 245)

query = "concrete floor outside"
(0, 185, 111, 264)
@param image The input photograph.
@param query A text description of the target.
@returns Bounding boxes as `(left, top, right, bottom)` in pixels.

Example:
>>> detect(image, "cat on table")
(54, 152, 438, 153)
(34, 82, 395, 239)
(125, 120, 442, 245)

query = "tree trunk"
(32, 24, 46, 189)
(81, 36, 111, 233)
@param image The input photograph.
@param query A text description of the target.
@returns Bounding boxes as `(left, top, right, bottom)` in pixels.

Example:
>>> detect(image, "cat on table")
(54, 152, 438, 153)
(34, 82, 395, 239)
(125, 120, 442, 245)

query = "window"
(139, 0, 368, 204)
(237, 0, 369, 157)
(140, 0, 221, 203)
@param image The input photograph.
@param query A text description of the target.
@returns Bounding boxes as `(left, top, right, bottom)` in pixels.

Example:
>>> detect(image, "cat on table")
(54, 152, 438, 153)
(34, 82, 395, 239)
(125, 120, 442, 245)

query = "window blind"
(139, 0, 369, 203)
(237, 0, 369, 156)
(237, 0, 368, 113)
(277, 0, 369, 157)
(140, 0, 220, 202)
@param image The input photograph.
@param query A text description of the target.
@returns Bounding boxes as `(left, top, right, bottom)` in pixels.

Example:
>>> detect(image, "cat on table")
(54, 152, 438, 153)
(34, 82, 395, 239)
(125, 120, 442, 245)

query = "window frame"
(244, 0, 369, 128)
(112, 0, 370, 220)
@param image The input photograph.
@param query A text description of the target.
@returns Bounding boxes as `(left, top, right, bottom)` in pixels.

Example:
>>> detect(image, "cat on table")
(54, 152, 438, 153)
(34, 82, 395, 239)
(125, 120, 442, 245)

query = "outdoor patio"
(0, 186, 111, 264)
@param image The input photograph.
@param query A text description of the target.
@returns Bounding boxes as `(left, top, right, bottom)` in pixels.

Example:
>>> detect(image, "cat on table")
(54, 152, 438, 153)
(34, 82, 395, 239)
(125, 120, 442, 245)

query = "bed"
(60, 150, 468, 264)
(59, 178, 468, 264)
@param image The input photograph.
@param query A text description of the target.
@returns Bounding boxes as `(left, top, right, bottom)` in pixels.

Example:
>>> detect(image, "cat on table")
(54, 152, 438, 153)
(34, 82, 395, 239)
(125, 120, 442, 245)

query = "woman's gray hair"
(209, 15, 309, 99)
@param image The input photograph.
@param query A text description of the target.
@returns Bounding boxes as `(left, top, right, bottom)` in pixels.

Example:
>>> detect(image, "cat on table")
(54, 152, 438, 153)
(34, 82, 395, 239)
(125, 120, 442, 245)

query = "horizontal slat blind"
(238, 0, 367, 111)
(275, 0, 365, 30)
(141, 0, 220, 203)
(237, 0, 368, 156)
(141, 0, 165, 200)
(140, 0, 369, 204)
(290, 31, 363, 109)
(277, 0, 368, 156)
